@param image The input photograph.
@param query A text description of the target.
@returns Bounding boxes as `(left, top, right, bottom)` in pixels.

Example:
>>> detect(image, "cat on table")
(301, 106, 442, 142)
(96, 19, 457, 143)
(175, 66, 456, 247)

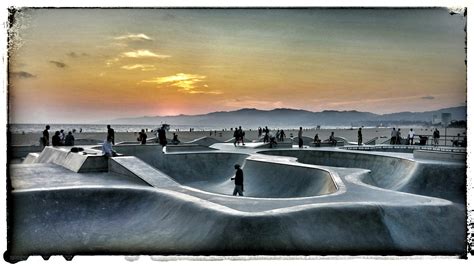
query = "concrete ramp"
(252, 141, 293, 149)
(184, 136, 220, 147)
(110, 157, 179, 188)
(240, 155, 338, 198)
(9, 185, 465, 256)
(27, 147, 108, 173)
(143, 151, 338, 198)
(23, 153, 40, 164)
(259, 149, 466, 204)
(165, 144, 217, 153)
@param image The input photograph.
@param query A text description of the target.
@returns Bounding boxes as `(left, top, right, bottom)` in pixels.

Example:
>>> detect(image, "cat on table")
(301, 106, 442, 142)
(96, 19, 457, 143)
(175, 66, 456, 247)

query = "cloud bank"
(122, 50, 170, 59)
(10, 71, 36, 79)
(49, 60, 67, 68)
(142, 73, 222, 94)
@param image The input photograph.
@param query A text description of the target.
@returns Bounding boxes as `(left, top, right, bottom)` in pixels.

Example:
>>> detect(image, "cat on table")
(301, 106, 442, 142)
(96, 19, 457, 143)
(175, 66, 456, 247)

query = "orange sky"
(8, 8, 466, 123)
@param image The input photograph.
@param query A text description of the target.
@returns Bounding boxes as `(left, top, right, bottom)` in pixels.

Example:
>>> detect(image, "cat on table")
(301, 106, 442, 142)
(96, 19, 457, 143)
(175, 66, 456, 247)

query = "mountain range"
(107, 106, 467, 128)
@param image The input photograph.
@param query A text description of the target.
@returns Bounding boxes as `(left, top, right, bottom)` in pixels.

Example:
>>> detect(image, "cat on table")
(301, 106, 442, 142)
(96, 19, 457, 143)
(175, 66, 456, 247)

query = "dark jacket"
(107, 128, 115, 144)
(234, 169, 243, 186)
(65, 134, 75, 146)
(52, 135, 61, 146)
(42, 129, 49, 146)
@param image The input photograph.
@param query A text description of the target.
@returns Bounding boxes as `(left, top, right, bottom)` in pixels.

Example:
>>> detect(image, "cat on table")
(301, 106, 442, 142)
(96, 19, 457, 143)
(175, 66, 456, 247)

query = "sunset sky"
(8, 8, 466, 123)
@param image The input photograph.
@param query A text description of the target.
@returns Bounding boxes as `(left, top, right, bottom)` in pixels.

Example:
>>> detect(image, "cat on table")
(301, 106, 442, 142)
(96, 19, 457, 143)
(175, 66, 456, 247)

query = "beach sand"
(9, 127, 466, 146)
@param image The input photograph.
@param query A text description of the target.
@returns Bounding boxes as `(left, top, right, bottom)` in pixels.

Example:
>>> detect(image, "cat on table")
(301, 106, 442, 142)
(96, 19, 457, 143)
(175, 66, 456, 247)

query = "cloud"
(421, 95, 435, 100)
(114, 34, 153, 41)
(67, 51, 88, 58)
(222, 98, 283, 109)
(142, 73, 222, 95)
(10, 71, 36, 79)
(49, 60, 67, 68)
(121, 64, 156, 71)
(122, 50, 170, 59)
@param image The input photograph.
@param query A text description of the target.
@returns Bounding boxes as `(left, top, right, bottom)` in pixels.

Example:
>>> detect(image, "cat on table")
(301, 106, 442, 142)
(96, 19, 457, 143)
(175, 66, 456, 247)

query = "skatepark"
(6, 138, 467, 260)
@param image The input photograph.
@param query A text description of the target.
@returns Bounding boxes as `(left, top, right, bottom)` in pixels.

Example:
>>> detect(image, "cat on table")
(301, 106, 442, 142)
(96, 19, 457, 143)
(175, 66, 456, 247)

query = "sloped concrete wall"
(257, 149, 465, 203)
(10, 187, 465, 256)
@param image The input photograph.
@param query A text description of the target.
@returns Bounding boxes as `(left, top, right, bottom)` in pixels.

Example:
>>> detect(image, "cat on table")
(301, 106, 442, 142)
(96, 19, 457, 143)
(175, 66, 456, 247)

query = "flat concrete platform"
(7, 141, 467, 257)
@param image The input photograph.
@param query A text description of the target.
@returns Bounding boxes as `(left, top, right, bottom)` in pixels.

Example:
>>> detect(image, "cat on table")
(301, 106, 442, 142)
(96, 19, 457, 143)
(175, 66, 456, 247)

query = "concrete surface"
(7, 142, 467, 257)
(184, 136, 220, 147)
(164, 144, 217, 152)
(25, 146, 108, 173)
(413, 149, 466, 162)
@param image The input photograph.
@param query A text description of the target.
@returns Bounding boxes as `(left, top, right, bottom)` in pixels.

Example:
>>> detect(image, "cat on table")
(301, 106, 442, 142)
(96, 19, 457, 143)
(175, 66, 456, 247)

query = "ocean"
(8, 124, 383, 134)
(8, 124, 205, 134)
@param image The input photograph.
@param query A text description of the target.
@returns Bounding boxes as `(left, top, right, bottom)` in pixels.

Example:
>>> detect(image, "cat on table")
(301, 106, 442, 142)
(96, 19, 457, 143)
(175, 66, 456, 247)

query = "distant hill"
(107, 106, 466, 128)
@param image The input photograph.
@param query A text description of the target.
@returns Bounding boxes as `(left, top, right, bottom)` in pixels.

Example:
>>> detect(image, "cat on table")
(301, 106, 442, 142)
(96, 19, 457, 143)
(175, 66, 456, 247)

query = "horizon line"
(9, 105, 466, 125)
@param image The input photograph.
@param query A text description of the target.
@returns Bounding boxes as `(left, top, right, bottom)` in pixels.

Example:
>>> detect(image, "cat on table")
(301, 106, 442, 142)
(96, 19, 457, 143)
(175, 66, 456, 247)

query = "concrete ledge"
(413, 149, 466, 162)
(165, 144, 217, 153)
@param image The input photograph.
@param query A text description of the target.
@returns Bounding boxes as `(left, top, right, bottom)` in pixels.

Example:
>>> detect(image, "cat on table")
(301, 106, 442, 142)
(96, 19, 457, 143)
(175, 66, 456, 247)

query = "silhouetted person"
(59, 129, 65, 145)
(329, 132, 337, 146)
(102, 136, 116, 157)
(158, 125, 167, 147)
(396, 128, 401, 144)
(231, 164, 244, 196)
(238, 126, 245, 145)
(258, 127, 262, 137)
(172, 133, 180, 145)
(233, 127, 239, 146)
(433, 128, 440, 146)
(137, 129, 147, 144)
(298, 127, 303, 148)
(107, 125, 115, 145)
(279, 129, 286, 142)
(408, 129, 415, 145)
(41, 125, 50, 148)
(52, 131, 62, 146)
(357, 128, 363, 146)
(314, 133, 321, 147)
(269, 132, 278, 148)
(390, 128, 397, 145)
(64, 131, 75, 146)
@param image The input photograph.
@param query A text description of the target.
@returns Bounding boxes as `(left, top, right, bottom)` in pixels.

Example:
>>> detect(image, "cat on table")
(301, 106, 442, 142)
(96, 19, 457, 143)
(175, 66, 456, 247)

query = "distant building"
(432, 114, 441, 124)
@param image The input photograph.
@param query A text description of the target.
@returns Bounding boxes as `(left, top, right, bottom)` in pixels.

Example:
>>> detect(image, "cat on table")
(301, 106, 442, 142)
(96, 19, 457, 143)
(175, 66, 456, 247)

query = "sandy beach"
(9, 127, 466, 146)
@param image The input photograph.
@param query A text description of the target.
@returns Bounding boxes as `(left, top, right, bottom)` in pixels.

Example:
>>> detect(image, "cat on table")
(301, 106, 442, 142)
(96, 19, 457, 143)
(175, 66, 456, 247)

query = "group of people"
(390, 128, 404, 145)
(389, 128, 439, 146)
(389, 128, 420, 145)
(233, 126, 246, 146)
(259, 126, 286, 145)
(40, 125, 172, 157)
(40, 125, 75, 148)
